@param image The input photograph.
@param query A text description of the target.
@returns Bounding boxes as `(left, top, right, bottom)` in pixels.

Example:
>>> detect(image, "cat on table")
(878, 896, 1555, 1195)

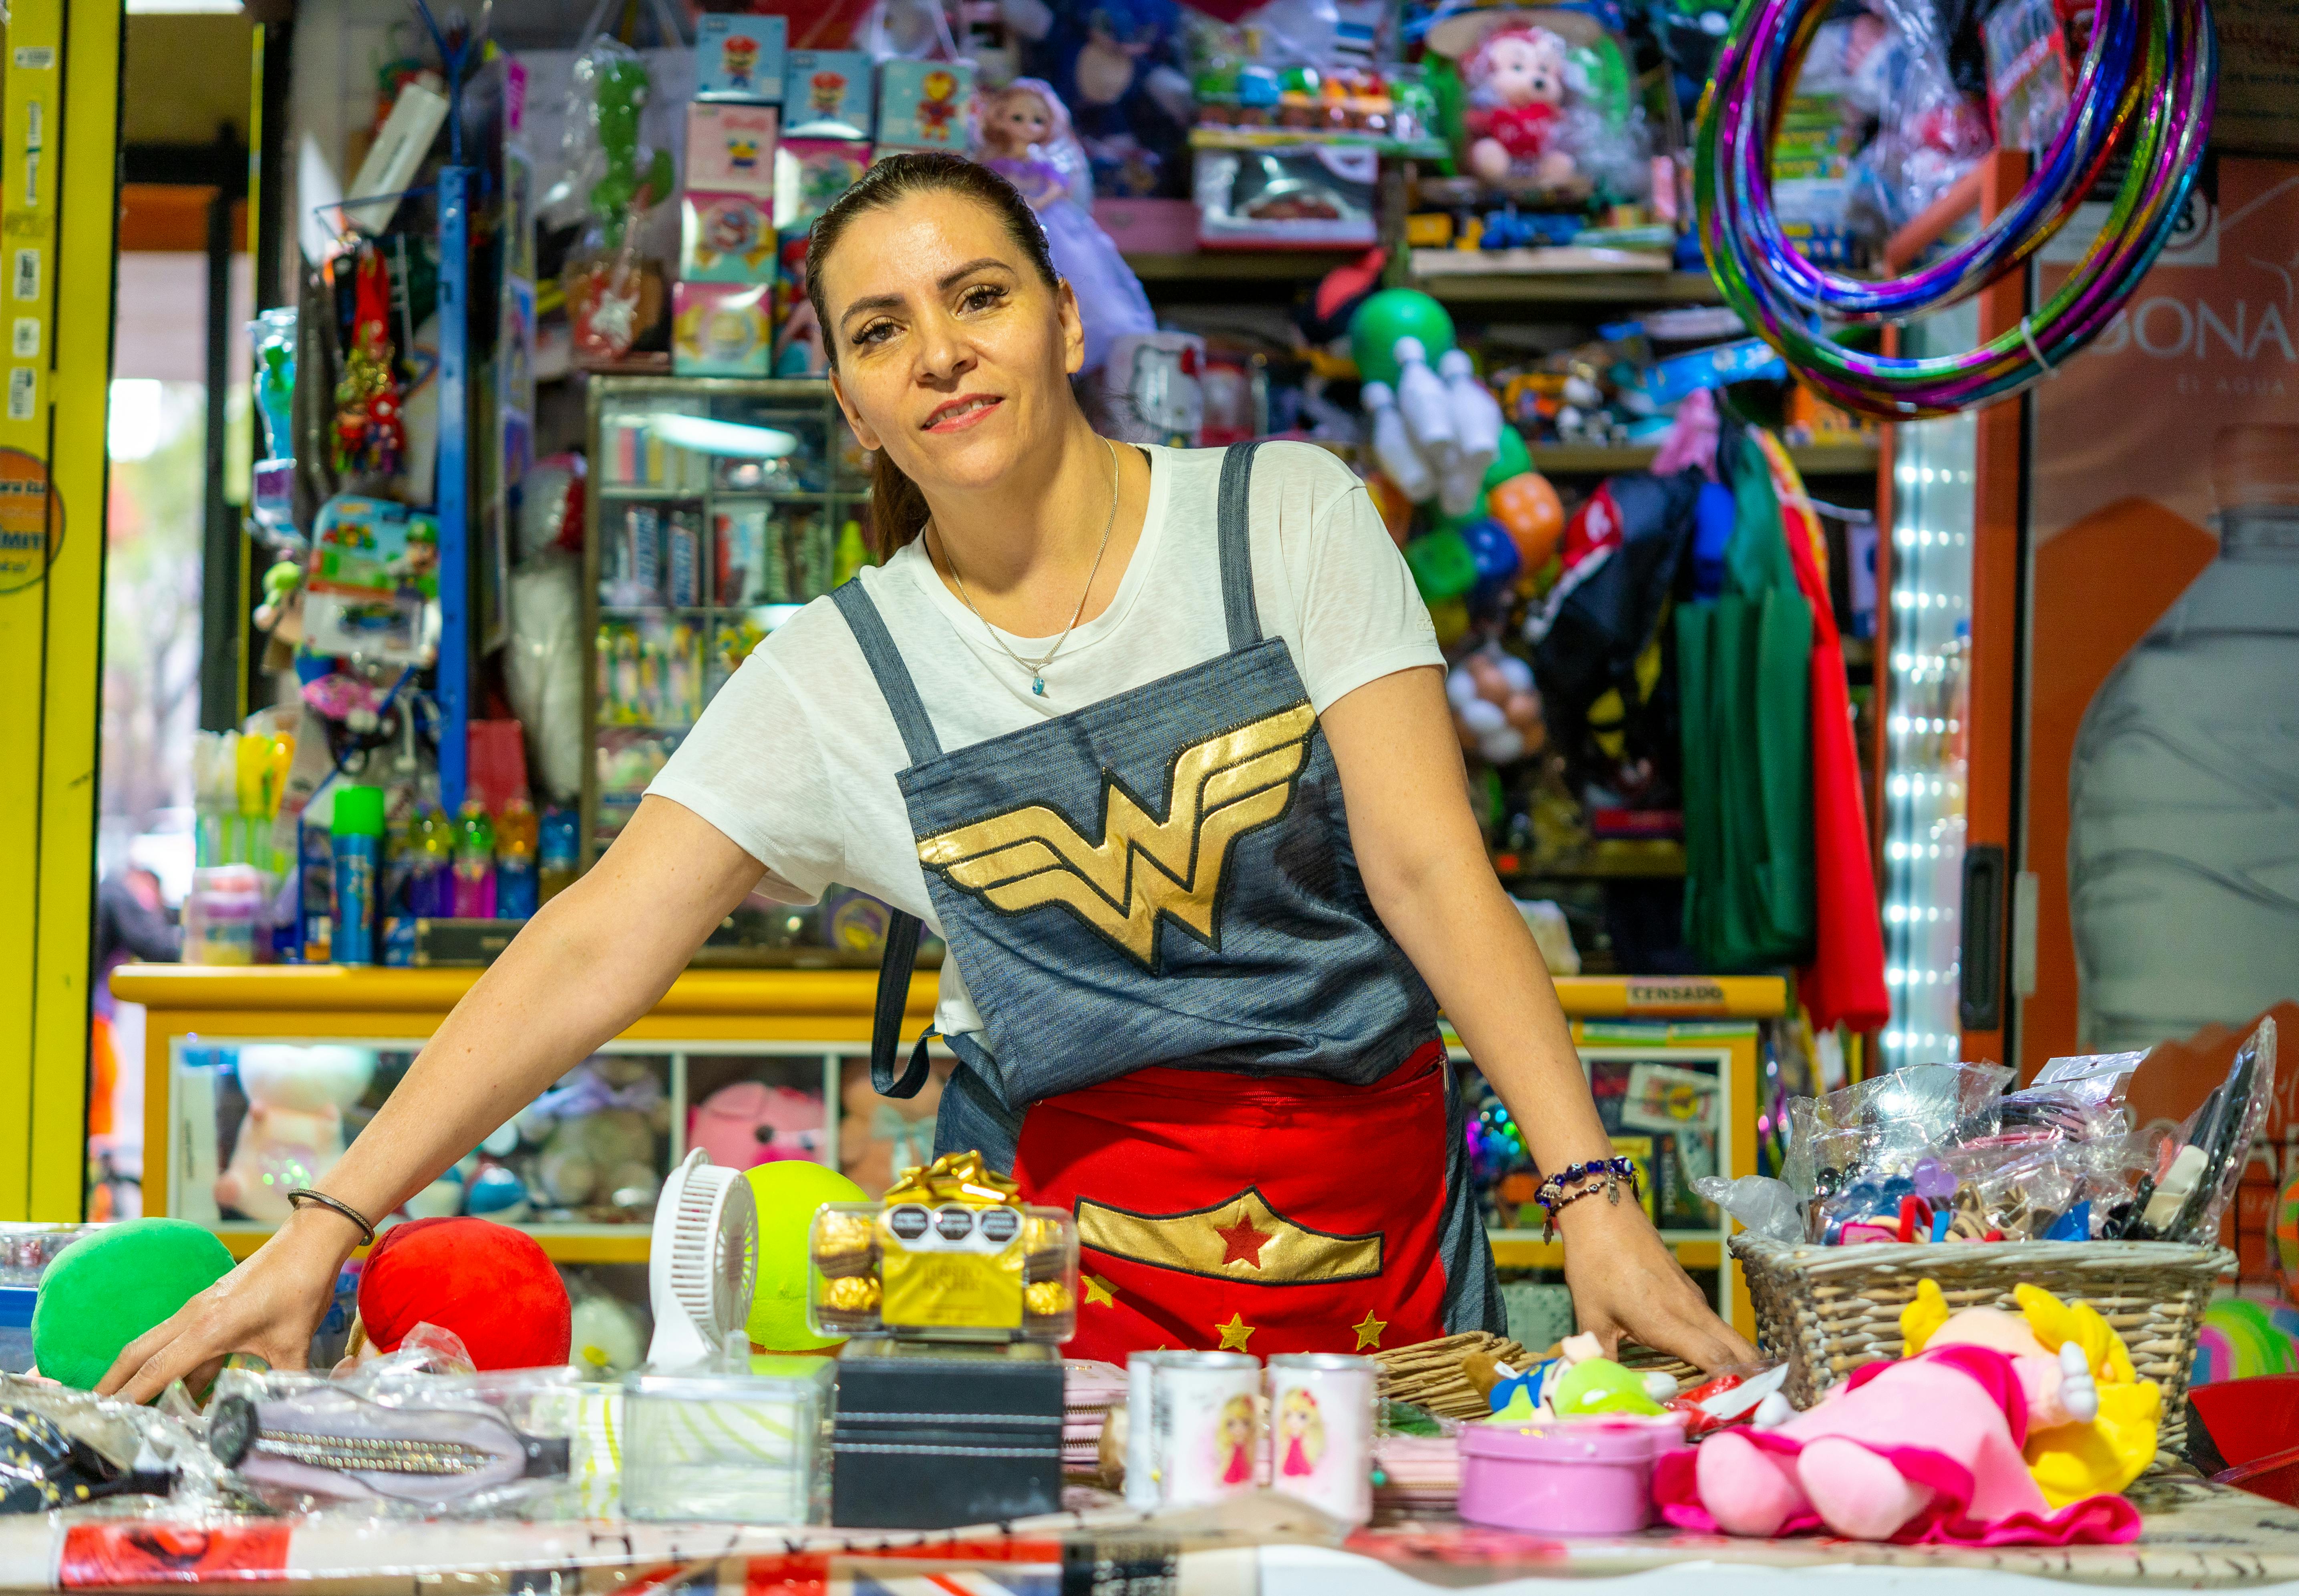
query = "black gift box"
(830, 1339, 1063, 1528)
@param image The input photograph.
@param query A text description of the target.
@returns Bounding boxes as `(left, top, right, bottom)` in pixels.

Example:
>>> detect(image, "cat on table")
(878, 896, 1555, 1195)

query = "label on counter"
(1623, 977, 1729, 1014)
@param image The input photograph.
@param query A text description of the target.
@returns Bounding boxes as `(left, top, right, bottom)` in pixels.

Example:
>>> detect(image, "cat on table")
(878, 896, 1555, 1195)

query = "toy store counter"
(1, 1480, 2296, 1596)
(112, 965, 1787, 1271)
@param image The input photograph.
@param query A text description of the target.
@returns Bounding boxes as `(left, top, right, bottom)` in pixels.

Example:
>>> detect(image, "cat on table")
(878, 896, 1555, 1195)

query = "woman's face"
(821, 189, 1083, 499)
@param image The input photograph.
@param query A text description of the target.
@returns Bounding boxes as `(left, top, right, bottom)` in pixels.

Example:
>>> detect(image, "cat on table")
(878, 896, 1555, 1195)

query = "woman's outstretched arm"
(98, 795, 765, 1402)
(1323, 665, 1759, 1371)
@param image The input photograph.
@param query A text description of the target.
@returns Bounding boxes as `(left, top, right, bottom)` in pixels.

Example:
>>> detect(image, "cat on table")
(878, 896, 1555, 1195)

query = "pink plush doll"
(686, 1081, 827, 1168)
(1656, 1281, 2162, 1546)
(1462, 26, 1578, 187)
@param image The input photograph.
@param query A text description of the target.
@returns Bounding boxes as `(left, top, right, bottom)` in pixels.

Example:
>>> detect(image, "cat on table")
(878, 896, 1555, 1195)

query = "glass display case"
(583, 376, 871, 867)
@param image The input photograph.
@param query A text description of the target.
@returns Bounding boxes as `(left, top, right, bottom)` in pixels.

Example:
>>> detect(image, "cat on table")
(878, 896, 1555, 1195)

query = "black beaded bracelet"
(286, 1188, 377, 1246)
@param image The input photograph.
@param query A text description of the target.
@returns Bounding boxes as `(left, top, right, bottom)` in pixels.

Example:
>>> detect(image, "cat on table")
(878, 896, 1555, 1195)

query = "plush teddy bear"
(1462, 26, 1579, 188)
(1657, 1280, 2161, 1546)
(535, 1110, 659, 1210)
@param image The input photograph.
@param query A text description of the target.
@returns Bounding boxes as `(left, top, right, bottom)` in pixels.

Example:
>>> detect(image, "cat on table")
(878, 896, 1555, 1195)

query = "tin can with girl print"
(1266, 1353, 1376, 1524)
(1126, 1349, 1260, 1510)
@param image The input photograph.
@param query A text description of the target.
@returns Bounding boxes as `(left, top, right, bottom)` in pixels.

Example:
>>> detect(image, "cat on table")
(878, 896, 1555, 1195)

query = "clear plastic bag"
(1782, 1061, 2013, 1202)
(1693, 1174, 1804, 1242)
(209, 1350, 585, 1517)
(2136, 1018, 2277, 1245)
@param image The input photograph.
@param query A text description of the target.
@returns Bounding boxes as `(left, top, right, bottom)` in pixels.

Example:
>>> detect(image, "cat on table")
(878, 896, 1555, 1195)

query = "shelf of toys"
(112, 963, 1783, 1335)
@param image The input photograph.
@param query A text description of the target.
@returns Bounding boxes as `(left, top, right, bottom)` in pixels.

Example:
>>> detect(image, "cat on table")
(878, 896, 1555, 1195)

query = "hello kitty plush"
(214, 1045, 376, 1223)
(1462, 26, 1579, 188)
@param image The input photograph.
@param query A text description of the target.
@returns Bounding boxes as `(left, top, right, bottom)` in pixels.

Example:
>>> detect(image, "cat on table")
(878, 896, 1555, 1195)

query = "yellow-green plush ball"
(745, 1161, 866, 1352)
(32, 1218, 234, 1391)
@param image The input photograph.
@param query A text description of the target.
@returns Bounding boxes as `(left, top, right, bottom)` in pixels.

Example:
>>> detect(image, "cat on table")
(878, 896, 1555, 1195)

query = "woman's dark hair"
(805, 152, 1061, 557)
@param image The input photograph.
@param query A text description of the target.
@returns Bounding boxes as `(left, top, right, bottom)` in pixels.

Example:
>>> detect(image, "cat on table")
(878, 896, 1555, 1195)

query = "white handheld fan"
(647, 1149, 759, 1369)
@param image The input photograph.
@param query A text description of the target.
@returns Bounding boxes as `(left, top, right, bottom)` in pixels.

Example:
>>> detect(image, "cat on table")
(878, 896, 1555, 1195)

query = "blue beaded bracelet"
(1532, 1156, 1641, 1215)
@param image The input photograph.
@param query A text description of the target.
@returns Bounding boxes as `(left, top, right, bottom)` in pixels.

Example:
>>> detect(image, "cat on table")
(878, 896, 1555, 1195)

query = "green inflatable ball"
(1483, 424, 1532, 492)
(746, 1161, 868, 1352)
(1349, 289, 1456, 389)
(1405, 530, 1480, 604)
(32, 1218, 234, 1392)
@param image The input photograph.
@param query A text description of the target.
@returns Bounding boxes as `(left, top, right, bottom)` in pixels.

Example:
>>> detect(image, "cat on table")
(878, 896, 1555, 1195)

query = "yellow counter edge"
(113, 964, 1791, 1021)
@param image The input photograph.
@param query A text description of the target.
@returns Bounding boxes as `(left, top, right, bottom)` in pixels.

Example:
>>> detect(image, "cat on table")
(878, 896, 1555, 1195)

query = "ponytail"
(868, 448, 932, 559)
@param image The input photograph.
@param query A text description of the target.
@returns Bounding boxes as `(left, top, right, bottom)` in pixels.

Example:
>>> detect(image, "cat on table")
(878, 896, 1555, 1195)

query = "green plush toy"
(745, 1162, 868, 1353)
(1550, 1357, 1667, 1418)
(32, 1218, 234, 1391)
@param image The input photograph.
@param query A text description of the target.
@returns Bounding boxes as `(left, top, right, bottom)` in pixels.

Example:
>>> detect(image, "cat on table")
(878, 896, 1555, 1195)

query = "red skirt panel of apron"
(1013, 1039, 1450, 1361)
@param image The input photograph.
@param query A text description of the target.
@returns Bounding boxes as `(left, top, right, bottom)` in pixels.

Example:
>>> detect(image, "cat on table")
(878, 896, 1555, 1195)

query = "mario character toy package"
(876, 59, 974, 152)
(687, 103, 778, 198)
(697, 13, 785, 103)
(784, 49, 872, 138)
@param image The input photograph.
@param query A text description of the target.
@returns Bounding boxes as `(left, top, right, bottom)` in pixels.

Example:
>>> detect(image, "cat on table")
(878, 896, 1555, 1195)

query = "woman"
(102, 154, 1751, 1401)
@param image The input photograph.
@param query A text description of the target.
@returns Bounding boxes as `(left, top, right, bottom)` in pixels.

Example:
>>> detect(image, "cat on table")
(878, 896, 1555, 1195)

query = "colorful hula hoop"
(1696, 0, 2216, 418)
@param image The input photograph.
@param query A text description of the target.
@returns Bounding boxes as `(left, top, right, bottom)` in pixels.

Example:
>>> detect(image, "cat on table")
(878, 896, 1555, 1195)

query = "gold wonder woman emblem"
(1075, 1187, 1383, 1284)
(917, 703, 1317, 967)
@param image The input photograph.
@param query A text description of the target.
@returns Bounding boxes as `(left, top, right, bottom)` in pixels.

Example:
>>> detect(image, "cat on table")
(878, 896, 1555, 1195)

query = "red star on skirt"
(1214, 1211, 1273, 1268)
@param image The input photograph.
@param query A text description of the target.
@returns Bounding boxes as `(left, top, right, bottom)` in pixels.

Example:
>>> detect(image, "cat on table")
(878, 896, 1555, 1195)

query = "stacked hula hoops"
(1697, 0, 2217, 418)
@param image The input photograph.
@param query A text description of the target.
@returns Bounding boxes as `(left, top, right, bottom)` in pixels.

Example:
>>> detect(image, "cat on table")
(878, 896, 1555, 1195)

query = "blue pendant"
(1032, 676, 1046, 696)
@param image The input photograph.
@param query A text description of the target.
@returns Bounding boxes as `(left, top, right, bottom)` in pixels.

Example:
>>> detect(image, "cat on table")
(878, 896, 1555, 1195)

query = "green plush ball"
(745, 1162, 868, 1352)
(32, 1218, 234, 1391)
(1349, 289, 1456, 388)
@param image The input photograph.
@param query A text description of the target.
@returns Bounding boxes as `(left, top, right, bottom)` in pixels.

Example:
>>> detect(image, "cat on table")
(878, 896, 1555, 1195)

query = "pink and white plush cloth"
(1653, 1344, 2141, 1546)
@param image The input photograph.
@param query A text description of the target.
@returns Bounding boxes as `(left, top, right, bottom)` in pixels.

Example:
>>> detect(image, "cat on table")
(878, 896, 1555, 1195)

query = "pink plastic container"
(1456, 1419, 1680, 1535)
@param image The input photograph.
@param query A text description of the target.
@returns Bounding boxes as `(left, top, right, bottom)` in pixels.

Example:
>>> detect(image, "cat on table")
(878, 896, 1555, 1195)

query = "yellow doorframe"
(0, 0, 123, 1219)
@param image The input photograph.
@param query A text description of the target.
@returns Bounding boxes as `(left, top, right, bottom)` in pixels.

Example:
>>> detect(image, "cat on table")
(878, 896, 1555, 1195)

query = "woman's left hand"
(1559, 1196, 1760, 1372)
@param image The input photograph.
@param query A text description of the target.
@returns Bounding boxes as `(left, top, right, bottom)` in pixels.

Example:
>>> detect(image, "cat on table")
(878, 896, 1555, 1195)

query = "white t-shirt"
(646, 440, 1442, 1038)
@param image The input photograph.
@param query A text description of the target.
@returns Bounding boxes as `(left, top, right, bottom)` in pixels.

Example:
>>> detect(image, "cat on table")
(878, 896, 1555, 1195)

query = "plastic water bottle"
(407, 791, 452, 918)
(1391, 336, 1459, 477)
(1437, 349, 1503, 516)
(1361, 381, 1434, 503)
(496, 796, 539, 921)
(539, 806, 580, 904)
(453, 800, 497, 919)
(2069, 425, 2299, 1052)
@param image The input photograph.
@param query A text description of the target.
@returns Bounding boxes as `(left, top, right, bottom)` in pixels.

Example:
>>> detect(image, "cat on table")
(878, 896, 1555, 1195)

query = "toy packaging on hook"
(304, 497, 440, 665)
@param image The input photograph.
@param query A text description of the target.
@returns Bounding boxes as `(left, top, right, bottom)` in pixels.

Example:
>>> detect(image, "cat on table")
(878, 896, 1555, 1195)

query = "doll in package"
(972, 80, 1155, 376)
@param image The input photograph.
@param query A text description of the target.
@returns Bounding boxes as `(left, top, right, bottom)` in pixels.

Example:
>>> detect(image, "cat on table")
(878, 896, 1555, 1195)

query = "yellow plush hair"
(1900, 1278, 1952, 1357)
(1898, 1279, 2161, 1505)
(2010, 1284, 2161, 1504)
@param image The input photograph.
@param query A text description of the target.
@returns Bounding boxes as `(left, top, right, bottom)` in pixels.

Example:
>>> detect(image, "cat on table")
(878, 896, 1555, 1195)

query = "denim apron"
(831, 443, 1502, 1356)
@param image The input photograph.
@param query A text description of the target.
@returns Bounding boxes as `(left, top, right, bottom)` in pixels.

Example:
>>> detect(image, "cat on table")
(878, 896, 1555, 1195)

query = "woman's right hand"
(95, 1206, 361, 1405)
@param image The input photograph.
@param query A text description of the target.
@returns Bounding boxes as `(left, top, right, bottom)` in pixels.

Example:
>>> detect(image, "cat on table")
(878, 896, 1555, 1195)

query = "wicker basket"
(1732, 1235, 2231, 1464)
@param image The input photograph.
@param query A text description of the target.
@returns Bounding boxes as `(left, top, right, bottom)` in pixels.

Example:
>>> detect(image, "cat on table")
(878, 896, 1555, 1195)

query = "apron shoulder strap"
(1217, 441, 1266, 651)
(830, 577, 945, 764)
(871, 911, 932, 1098)
(829, 577, 942, 1098)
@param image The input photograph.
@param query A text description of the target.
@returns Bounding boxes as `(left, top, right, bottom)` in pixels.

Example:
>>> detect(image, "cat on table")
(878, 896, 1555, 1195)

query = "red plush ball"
(357, 1217, 572, 1371)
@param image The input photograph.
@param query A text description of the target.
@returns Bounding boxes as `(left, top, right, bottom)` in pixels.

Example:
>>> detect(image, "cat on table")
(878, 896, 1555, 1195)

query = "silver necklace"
(934, 437, 1118, 697)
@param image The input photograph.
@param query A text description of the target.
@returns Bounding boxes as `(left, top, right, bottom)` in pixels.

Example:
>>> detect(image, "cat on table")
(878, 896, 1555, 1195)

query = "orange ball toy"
(1487, 472, 1565, 573)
